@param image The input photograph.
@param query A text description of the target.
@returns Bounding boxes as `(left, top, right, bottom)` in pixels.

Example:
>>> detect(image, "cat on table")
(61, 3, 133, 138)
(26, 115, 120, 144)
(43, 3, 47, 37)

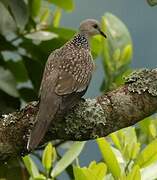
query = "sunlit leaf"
(53, 8, 62, 27)
(100, 13, 133, 91)
(112, 48, 121, 62)
(139, 117, 151, 139)
(110, 132, 121, 150)
(91, 35, 103, 58)
(104, 13, 132, 53)
(135, 139, 157, 168)
(51, 142, 85, 177)
(88, 161, 107, 180)
(111, 147, 124, 164)
(73, 161, 107, 180)
(73, 166, 87, 180)
(141, 162, 157, 180)
(120, 127, 140, 160)
(33, 174, 46, 180)
(0, 67, 19, 97)
(23, 155, 39, 178)
(49, 0, 74, 11)
(96, 138, 121, 179)
(111, 127, 140, 161)
(120, 44, 132, 63)
(40, 9, 50, 24)
(127, 165, 141, 180)
(42, 142, 56, 171)
(149, 122, 156, 138)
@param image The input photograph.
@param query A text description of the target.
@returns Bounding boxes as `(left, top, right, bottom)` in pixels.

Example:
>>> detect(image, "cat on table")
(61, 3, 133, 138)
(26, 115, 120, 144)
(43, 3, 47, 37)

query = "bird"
(27, 19, 107, 151)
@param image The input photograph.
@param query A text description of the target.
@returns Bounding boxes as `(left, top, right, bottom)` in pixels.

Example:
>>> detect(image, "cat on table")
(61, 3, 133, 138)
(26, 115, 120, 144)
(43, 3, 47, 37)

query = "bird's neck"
(71, 32, 89, 49)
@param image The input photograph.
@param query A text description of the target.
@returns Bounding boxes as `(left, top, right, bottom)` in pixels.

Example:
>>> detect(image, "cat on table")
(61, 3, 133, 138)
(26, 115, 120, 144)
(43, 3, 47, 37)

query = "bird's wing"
(40, 48, 93, 96)
(55, 72, 91, 95)
(55, 53, 93, 96)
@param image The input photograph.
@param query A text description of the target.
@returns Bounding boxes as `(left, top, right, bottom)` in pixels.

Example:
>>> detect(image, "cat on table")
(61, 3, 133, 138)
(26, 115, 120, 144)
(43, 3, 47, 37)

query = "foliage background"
(0, 0, 157, 179)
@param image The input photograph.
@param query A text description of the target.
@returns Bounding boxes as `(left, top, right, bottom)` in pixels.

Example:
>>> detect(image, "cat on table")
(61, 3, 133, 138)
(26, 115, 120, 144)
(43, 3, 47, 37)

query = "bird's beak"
(98, 29, 107, 38)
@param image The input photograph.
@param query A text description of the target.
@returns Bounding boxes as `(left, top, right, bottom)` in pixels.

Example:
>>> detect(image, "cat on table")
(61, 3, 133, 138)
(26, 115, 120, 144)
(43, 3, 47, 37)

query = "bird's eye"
(93, 24, 98, 29)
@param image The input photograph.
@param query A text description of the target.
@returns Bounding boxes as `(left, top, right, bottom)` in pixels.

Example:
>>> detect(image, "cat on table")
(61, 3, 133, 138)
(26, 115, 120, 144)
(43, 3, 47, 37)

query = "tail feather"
(27, 93, 61, 151)
(27, 117, 50, 151)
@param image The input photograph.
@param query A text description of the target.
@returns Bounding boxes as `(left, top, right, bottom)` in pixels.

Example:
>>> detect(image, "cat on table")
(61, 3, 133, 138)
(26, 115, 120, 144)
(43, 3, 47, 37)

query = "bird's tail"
(27, 93, 61, 151)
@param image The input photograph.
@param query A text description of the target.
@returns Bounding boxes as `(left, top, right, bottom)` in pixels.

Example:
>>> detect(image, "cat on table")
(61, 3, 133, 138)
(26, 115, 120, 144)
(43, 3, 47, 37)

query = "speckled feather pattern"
(40, 33, 94, 96)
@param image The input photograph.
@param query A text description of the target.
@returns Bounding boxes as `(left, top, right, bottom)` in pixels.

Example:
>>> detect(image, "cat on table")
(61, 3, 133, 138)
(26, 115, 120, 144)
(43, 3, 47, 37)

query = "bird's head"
(79, 19, 107, 38)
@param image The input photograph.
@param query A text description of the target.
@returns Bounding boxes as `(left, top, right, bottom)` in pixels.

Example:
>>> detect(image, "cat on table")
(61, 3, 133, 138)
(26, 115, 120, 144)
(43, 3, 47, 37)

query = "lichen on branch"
(0, 68, 157, 160)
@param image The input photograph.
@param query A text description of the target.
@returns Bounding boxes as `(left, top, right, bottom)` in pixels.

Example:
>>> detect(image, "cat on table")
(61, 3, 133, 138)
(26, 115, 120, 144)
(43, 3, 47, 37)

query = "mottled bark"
(0, 69, 157, 160)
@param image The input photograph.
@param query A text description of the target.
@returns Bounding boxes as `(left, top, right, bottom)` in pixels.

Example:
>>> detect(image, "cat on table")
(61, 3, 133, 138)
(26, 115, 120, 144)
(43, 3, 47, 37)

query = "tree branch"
(0, 69, 157, 160)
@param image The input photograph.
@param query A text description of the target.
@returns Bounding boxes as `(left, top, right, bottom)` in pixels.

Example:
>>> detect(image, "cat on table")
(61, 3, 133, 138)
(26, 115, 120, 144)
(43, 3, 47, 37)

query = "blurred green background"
(0, 0, 157, 179)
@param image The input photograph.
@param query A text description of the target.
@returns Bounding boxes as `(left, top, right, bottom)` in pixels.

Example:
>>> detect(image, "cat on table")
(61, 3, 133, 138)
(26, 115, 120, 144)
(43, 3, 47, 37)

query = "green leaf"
(0, 67, 19, 97)
(23, 56, 43, 92)
(100, 13, 133, 90)
(120, 44, 133, 63)
(139, 117, 157, 142)
(73, 161, 107, 180)
(0, 35, 16, 51)
(40, 9, 50, 24)
(23, 155, 39, 178)
(130, 143, 140, 160)
(25, 31, 58, 41)
(49, 0, 74, 11)
(149, 122, 156, 138)
(112, 48, 121, 62)
(135, 139, 157, 168)
(96, 138, 121, 178)
(120, 127, 140, 160)
(51, 141, 85, 177)
(103, 13, 132, 54)
(91, 35, 103, 59)
(29, 0, 41, 17)
(6, 60, 29, 82)
(53, 8, 62, 27)
(33, 174, 46, 180)
(110, 133, 121, 150)
(0, 0, 28, 29)
(73, 166, 87, 180)
(19, 87, 38, 102)
(139, 117, 151, 136)
(42, 142, 56, 171)
(127, 165, 141, 180)
(0, 2, 16, 35)
(141, 162, 157, 180)
(50, 27, 75, 40)
(88, 161, 107, 180)
(110, 127, 140, 160)
(147, 0, 157, 6)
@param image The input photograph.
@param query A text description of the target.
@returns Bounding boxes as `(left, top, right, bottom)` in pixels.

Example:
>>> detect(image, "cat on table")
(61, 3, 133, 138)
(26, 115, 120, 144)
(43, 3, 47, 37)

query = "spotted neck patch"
(71, 33, 89, 49)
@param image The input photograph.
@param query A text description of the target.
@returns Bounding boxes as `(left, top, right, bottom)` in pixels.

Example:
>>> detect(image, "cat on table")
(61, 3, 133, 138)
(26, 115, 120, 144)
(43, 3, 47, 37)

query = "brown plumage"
(27, 19, 106, 151)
